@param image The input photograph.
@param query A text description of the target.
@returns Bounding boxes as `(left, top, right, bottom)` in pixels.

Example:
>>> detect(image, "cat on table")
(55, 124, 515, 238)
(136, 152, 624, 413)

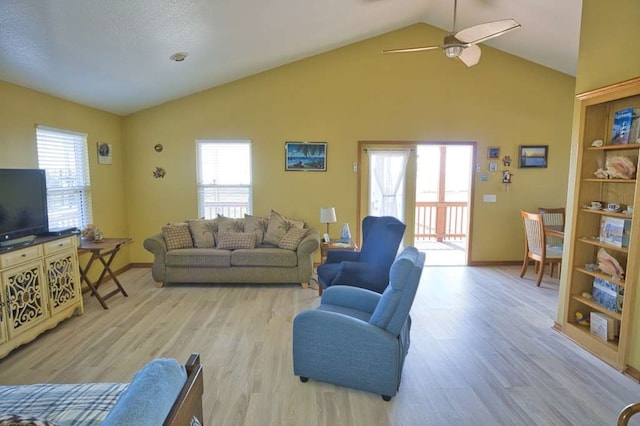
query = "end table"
(78, 237, 131, 309)
(318, 239, 358, 295)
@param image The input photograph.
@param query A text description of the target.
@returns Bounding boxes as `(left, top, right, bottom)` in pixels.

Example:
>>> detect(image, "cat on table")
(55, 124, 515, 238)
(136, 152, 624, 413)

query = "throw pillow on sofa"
(187, 219, 217, 248)
(244, 214, 268, 245)
(264, 210, 304, 245)
(278, 228, 308, 250)
(162, 223, 193, 251)
(217, 232, 256, 250)
(217, 215, 244, 234)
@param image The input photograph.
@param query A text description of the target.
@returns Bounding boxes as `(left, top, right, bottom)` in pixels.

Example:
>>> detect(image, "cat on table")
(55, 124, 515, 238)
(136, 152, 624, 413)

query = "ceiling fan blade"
(381, 46, 440, 54)
(455, 19, 521, 45)
(458, 44, 481, 67)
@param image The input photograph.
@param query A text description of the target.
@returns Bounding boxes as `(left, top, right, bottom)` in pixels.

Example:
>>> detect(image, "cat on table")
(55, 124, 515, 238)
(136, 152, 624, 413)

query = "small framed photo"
(97, 142, 112, 165)
(285, 142, 327, 171)
(489, 162, 498, 172)
(518, 145, 548, 168)
(488, 146, 500, 159)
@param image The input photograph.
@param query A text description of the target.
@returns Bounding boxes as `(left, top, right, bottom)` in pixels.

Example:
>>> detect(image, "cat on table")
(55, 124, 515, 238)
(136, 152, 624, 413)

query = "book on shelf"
(611, 107, 634, 144)
(629, 108, 640, 143)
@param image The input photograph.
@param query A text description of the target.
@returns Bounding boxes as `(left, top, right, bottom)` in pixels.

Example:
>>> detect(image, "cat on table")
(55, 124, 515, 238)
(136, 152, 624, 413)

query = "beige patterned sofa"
(144, 211, 320, 287)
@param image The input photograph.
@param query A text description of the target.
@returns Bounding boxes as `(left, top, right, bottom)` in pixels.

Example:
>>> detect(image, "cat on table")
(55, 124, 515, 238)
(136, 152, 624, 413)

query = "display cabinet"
(561, 77, 640, 370)
(0, 235, 83, 359)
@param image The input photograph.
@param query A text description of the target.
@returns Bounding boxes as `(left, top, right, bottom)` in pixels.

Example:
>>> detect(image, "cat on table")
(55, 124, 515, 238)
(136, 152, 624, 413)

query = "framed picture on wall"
(488, 146, 500, 159)
(285, 142, 327, 171)
(97, 142, 112, 165)
(518, 145, 548, 168)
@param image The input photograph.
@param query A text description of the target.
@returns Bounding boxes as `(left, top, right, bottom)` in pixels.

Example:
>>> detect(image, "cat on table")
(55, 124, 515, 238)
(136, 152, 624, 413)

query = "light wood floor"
(1, 266, 640, 425)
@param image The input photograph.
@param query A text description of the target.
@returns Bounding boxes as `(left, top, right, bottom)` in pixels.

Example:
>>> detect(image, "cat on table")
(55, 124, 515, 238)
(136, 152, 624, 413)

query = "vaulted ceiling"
(0, 0, 582, 115)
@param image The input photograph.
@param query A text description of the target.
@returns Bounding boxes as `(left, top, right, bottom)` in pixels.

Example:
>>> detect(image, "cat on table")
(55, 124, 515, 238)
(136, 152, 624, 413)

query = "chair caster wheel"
(382, 395, 391, 401)
(300, 376, 309, 383)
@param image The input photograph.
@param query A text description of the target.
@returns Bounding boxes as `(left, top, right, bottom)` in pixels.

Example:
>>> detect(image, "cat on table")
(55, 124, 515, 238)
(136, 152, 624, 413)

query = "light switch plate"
(483, 194, 497, 203)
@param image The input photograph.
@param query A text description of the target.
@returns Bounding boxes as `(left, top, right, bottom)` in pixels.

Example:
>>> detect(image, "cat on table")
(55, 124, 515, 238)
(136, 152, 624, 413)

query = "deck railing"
(203, 203, 249, 218)
(415, 201, 468, 241)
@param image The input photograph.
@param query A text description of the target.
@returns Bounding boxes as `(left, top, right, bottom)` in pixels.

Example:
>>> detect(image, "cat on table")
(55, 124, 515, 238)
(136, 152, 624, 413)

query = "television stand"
(0, 235, 36, 249)
(0, 234, 83, 359)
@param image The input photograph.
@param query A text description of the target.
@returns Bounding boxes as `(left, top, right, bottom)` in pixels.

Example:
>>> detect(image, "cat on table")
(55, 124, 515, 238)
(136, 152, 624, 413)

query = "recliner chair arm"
(331, 262, 389, 293)
(321, 286, 381, 313)
(293, 309, 396, 348)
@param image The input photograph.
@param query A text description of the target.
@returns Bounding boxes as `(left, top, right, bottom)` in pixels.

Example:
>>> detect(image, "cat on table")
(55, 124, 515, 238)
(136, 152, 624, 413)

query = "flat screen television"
(0, 168, 49, 243)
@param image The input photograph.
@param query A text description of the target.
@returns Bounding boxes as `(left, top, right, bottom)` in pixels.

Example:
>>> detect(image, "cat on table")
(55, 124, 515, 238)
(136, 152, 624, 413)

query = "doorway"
(357, 141, 474, 266)
(415, 144, 473, 266)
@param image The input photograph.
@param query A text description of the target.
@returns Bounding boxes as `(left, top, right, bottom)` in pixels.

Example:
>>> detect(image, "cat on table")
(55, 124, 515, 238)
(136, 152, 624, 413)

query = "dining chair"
(538, 207, 565, 277)
(520, 210, 563, 286)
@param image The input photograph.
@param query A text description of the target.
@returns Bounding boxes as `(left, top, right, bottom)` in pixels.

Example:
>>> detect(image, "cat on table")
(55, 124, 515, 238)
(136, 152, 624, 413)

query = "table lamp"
(320, 207, 337, 236)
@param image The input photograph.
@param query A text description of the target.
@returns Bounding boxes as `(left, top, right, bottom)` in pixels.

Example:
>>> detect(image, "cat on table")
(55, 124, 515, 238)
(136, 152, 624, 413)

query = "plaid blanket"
(0, 382, 128, 426)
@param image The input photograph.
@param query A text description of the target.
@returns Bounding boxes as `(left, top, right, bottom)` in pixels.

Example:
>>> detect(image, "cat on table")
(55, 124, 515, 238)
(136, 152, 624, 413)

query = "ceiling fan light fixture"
(444, 45, 463, 58)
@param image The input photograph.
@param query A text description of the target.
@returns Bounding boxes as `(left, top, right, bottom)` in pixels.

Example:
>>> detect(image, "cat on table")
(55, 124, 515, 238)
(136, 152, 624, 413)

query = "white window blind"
(36, 125, 92, 230)
(196, 140, 252, 219)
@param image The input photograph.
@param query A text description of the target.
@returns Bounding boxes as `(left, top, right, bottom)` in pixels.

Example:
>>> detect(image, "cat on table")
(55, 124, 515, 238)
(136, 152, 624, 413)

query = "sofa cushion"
(217, 215, 244, 234)
(244, 214, 268, 245)
(165, 248, 231, 267)
(231, 248, 298, 267)
(187, 219, 217, 248)
(278, 228, 308, 250)
(217, 232, 256, 250)
(162, 223, 193, 251)
(264, 210, 304, 245)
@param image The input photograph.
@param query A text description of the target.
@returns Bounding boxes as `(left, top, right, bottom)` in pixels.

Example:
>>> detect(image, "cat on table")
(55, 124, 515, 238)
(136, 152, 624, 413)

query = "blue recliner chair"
(293, 246, 425, 400)
(317, 216, 406, 294)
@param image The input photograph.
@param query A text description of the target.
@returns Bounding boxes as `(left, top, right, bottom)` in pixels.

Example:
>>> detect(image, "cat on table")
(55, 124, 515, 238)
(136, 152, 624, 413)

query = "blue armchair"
(293, 246, 425, 400)
(317, 216, 406, 294)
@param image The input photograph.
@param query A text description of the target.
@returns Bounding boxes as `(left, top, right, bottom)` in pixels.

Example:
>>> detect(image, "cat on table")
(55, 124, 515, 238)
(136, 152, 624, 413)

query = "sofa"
(0, 354, 204, 426)
(144, 211, 321, 287)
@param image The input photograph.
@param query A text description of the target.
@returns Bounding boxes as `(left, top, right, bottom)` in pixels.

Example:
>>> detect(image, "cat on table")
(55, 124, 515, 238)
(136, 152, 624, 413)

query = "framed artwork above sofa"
(285, 142, 327, 171)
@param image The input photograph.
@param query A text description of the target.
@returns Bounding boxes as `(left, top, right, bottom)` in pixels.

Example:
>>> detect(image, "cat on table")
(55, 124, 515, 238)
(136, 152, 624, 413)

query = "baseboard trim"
(468, 260, 522, 267)
(625, 366, 640, 383)
(129, 262, 152, 268)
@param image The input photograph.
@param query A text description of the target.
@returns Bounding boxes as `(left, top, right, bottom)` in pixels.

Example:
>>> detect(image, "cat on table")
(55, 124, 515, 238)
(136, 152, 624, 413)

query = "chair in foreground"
(520, 210, 563, 286)
(317, 215, 406, 294)
(618, 401, 640, 425)
(293, 246, 425, 401)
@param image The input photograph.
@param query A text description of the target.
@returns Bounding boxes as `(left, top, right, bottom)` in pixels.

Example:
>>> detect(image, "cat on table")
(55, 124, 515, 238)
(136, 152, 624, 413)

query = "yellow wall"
(561, 0, 640, 368)
(123, 23, 576, 264)
(0, 80, 130, 273)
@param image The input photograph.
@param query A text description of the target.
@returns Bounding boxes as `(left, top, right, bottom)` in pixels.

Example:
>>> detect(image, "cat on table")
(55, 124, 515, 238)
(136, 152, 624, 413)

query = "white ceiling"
(0, 0, 582, 116)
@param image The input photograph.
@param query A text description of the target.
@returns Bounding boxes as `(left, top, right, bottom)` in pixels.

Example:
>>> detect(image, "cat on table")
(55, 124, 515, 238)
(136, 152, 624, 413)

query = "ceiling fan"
(382, 0, 521, 67)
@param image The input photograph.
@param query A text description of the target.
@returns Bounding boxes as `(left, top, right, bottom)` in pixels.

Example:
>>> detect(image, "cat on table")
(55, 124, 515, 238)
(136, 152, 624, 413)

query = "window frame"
(36, 125, 92, 230)
(196, 140, 252, 219)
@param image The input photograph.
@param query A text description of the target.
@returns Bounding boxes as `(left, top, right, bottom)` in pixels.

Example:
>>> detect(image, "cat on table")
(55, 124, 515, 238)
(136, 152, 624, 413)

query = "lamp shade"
(320, 207, 337, 224)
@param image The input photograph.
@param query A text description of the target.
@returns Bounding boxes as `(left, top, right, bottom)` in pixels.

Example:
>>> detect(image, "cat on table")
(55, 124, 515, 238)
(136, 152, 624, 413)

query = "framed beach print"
(518, 145, 548, 168)
(285, 142, 327, 171)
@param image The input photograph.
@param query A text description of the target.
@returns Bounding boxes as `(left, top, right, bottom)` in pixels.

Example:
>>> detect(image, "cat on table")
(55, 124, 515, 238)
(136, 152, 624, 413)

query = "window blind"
(196, 140, 252, 218)
(36, 125, 92, 230)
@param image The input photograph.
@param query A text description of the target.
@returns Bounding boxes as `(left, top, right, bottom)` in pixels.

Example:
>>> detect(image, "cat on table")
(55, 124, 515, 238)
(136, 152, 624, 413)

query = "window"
(36, 125, 92, 230)
(196, 140, 252, 218)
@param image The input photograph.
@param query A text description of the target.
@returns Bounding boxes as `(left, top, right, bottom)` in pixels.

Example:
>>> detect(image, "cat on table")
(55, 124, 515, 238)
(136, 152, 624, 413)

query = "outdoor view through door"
(416, 145, 472, 266)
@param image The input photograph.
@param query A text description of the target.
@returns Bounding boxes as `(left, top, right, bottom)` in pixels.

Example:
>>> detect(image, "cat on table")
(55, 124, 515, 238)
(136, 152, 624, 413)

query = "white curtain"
(368, 149, 410, 221)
